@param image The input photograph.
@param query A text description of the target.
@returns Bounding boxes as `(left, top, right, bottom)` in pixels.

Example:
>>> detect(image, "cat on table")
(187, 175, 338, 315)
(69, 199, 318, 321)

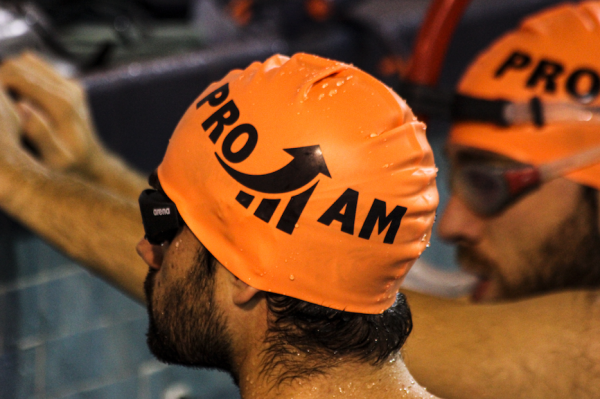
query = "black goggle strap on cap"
(396, 80, 600, 127)
(138, 189, 184, 245)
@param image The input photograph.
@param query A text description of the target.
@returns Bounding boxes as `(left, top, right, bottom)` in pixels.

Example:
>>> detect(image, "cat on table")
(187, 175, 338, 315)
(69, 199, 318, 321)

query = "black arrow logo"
(215, 145, 331, 194)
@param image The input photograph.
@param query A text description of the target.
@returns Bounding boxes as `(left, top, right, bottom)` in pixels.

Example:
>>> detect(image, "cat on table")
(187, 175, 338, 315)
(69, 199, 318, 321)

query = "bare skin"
(402, 290, 600, 399)
(0, 53, 148, 301)
(2, 52, 600, 398)
(137, 227, 439, 399)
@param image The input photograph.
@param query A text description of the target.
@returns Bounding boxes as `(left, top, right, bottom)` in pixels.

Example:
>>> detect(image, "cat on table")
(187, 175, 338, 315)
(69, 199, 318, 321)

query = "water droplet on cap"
(322, 83, 329, 88)
(290, 274, 295, 281)
(329, 89, 337, 96)
(318, 93, 324, 100)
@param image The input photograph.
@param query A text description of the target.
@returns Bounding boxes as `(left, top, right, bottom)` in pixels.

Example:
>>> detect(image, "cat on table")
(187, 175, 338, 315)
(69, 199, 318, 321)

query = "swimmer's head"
(157, 53, 438, 314)
(440, 3, 600, 303)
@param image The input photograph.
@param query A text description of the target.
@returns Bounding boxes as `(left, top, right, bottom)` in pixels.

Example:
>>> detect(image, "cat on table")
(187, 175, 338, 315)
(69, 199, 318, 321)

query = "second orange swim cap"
(450, 1, 600, 190)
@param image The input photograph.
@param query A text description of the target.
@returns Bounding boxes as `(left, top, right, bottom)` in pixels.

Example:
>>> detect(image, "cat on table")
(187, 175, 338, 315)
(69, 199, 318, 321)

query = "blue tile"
(0, 291, 18, 352)
(102, 282, 146, 322)
(142, 365, 240, 399)
(56, 377, 138, 399)
(0, 347, 39, 399)
(175, 368, 240, 399)
(17, 285, 44, 343)
(44, 318, 153, 396)
(0, 351, 19, 399)
(27, 269, 145, 341)
(16, 347, 39, 399)
(38, 271, 106, 339)
(13, 233, 71, 280)
(0, 285, 42, 350)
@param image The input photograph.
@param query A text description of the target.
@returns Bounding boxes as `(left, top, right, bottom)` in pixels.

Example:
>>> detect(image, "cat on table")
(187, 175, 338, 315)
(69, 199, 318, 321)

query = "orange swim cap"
(449, 1, 600, 190)
(158, 53, 438, 314)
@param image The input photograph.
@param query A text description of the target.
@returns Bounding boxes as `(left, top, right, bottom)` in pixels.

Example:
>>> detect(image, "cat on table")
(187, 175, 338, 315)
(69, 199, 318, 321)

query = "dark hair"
(261, 291, 412, 384)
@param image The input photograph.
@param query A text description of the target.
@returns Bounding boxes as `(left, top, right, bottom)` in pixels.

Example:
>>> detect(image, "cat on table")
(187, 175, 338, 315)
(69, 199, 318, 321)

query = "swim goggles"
(138, 189, 184, 245)
(450, 144, 600, 216)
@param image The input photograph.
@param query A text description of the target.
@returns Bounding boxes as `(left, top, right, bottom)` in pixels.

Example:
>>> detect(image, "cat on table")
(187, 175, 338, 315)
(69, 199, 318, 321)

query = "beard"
(458, 188, 600, 301)
(144, 249, 235, 375)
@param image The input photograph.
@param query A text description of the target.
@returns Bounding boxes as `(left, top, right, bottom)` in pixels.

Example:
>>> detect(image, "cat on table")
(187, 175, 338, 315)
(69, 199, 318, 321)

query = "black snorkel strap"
(396, 80, 545, 127)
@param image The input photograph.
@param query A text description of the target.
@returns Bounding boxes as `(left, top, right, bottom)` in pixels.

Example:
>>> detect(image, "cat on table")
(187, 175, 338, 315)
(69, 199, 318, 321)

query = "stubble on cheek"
(457, 246, 499, 278)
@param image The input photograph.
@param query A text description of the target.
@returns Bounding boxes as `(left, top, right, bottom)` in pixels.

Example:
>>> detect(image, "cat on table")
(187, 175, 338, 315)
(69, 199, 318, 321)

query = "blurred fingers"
(0, 85, 21, 139)
(17, 101, 74, 169)
(0, 52, 84, 124)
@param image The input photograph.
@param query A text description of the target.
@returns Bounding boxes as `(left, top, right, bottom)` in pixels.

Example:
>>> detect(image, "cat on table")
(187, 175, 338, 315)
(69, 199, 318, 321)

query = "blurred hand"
(0, 83, 23, 158)
(0, 81, 43, 201)
(0, 52, 104, 175)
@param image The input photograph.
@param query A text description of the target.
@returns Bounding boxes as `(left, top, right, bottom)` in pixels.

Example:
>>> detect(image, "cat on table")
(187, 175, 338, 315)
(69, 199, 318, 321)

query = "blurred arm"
(402, 289, 600, 399)
(0, 82, 147, 302)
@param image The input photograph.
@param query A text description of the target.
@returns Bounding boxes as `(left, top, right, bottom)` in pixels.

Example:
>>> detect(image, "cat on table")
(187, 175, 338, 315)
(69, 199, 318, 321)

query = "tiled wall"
(0, 215, 240, 399)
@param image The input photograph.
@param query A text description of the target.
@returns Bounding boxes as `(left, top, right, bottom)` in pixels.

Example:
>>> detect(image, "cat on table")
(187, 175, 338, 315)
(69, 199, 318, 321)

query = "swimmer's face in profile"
(437, 2, 600, 303)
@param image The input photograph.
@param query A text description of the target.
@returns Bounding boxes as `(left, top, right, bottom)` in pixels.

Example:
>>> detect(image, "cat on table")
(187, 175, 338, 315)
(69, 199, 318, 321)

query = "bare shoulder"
(402, 290, 600, 399)
(572, 291, 600, 392)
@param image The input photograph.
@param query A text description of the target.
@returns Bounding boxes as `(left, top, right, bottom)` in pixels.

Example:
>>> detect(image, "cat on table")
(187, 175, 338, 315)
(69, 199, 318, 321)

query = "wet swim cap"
(158, 53, 438, 314)
(449, 1, 600, 189)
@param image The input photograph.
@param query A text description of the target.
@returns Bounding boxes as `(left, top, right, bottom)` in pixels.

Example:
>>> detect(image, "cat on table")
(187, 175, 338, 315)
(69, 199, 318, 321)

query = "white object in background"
(402, 258, 478, 298)
(0, 6, 43, 58)
(163, 383, 193, 399)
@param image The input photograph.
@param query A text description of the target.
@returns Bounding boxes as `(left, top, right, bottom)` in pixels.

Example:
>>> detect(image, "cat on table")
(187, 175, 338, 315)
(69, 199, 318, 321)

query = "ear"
(230, 276, 262, 306)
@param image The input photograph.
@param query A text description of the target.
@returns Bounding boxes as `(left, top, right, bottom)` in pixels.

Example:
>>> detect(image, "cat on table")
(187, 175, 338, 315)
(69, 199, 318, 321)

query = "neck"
(237, 353, 439, 399)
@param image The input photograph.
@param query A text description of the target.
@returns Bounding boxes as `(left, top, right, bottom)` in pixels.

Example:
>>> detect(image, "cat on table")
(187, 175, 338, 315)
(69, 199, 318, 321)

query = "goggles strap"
(396, 80, 527, 126)
(530, 97, 544, 127)
(539, 145, 600, 181)
(453, 94, 510, 126)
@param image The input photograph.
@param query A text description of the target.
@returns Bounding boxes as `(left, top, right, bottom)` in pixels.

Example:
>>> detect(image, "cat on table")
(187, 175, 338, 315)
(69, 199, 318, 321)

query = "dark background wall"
(0, 0, 569, 397)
